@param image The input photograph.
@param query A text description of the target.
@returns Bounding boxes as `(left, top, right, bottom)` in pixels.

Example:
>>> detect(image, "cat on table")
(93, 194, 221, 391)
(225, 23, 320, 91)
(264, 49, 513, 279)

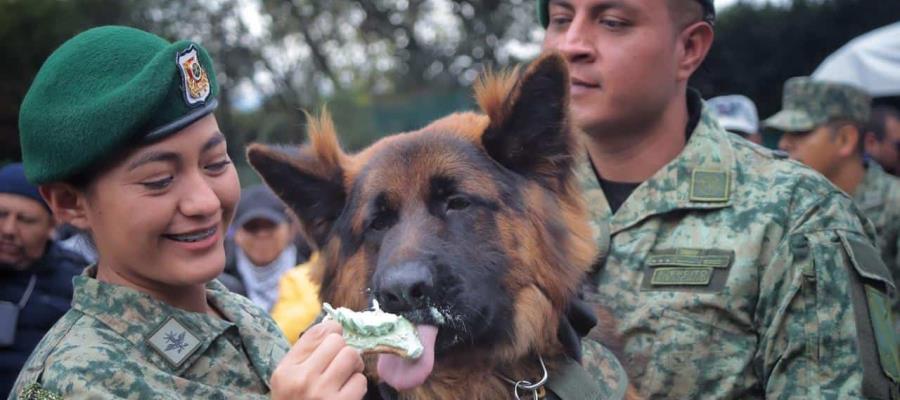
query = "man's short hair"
(668, 0, 706, 29)
(866, 105, 900, 141)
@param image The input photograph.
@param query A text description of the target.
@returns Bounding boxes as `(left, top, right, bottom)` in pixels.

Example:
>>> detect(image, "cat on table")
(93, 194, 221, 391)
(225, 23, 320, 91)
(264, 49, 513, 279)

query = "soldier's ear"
(833, 122, 861, 158)
(39, 183, 89, 230)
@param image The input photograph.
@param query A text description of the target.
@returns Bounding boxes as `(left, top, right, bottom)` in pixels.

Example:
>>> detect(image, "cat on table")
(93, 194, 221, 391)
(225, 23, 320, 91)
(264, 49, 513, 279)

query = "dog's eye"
(369, 214, 394, 231)
(446, 195, 471, 211)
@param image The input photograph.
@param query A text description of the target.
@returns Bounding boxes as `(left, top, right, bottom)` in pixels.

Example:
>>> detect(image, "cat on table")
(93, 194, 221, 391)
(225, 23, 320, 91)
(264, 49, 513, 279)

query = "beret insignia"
(177, 45, 210, 106)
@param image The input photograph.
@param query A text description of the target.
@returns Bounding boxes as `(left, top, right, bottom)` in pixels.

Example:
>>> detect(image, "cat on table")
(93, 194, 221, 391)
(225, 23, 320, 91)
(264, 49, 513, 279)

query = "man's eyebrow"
(549, 0, 635, 14)
(549, 0, 575, 12)
(126, 151, 180, 171)
(202, 132, 226, 153)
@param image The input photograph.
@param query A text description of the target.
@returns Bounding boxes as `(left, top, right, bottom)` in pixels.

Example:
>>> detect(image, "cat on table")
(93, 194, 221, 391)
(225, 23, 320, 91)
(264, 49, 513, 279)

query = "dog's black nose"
(375, 262, 434, 312)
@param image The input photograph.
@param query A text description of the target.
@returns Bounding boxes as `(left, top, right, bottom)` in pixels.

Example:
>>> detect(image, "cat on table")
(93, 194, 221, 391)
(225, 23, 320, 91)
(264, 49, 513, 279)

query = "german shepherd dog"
(248, 54, 632, 399)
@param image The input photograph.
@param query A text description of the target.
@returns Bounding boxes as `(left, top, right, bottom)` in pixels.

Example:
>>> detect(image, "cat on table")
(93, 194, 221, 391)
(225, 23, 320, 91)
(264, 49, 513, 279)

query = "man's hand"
(270, 320, 368, 400)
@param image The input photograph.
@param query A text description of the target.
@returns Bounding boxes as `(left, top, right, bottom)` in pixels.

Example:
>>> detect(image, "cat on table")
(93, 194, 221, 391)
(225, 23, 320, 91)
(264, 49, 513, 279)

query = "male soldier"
(537, 0, 899, 398)
(767, 77, 900, 336)
(865, 106, 900, 176)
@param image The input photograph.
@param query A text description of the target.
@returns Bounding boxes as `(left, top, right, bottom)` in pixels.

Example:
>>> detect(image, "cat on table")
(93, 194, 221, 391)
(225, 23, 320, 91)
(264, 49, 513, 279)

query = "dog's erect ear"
(246, 111, 346, 249)
(479, 53, 572, 183)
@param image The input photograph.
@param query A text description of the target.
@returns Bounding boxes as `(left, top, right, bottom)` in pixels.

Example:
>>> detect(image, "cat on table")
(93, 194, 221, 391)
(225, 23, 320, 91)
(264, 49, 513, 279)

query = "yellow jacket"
(270, 254, 321, 344)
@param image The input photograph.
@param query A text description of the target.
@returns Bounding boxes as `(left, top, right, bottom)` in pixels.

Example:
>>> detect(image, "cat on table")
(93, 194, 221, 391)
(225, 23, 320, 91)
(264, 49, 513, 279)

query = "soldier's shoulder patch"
(21, 383, 62, 400)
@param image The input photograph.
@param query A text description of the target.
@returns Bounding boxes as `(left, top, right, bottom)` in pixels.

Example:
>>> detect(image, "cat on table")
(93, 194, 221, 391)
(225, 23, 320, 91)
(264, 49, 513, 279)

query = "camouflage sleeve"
(757, 227, 899, 399)
(575, 339, 629, 400)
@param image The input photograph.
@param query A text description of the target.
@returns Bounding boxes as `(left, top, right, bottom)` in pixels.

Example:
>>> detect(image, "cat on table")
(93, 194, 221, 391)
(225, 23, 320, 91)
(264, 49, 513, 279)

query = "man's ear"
(675, 21, 714, 82)
(479, 53, 573, 186)
(39, 183, 89, 230)
(246, 111, 347, 249)
(835, 123, 862, 158)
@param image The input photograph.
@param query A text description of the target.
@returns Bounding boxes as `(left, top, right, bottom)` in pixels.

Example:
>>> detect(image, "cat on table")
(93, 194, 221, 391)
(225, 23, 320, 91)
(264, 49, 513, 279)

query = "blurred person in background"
(767, 77, 900, 334)
(864, 105, 900, 176)
(270, 252, 322, 344)
(707, 94, 763, 144)
(221, 184, 309, 312)
(0, 163, 84, 397)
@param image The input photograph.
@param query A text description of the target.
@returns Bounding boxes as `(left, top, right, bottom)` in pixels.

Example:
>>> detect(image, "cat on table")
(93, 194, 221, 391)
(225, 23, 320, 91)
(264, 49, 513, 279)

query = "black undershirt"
(594, 89, 704, 214)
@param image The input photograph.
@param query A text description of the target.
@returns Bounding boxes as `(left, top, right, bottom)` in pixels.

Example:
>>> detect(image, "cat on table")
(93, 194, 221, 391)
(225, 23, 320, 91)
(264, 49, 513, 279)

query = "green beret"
(536, 0, 715, 27)
(19, 25, 219, 184)
(763, 76, 871, 133)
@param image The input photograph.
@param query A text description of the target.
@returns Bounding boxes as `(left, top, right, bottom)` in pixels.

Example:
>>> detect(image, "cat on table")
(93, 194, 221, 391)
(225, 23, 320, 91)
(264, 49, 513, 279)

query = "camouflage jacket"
(9, 266, 290, 399)
(579, 96, 900, 399)
(853, 160, 900, 319)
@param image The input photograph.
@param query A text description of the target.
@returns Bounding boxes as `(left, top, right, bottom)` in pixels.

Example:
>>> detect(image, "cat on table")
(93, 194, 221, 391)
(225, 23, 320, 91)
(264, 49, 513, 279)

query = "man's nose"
(556, 18, 596, 64)
(0, 215, 17, 235)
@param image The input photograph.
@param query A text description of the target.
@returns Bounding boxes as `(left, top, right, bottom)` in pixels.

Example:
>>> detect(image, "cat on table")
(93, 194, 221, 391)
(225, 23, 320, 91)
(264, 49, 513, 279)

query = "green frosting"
(323, 302, 424, 359)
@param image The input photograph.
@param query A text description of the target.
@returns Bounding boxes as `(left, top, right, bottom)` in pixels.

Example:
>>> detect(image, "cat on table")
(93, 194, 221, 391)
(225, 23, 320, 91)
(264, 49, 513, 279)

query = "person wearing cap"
(538, 0, 898, 398)
(0, 163, 85, 398)
(221, 184, 308, 311)
(707, 94, 763, 144)
(766, 77, 900, 336)
(865, 106, 900, 176)
(9, 26, 366, 400)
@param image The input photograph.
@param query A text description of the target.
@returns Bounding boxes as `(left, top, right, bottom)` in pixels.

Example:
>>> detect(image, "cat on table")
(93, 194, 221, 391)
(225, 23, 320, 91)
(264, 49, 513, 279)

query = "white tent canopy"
(812, 22, 900, 97)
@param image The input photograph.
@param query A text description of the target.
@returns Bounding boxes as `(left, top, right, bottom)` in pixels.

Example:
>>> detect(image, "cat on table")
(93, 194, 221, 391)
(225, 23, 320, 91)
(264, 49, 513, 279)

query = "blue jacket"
(0, 242, 85, 397)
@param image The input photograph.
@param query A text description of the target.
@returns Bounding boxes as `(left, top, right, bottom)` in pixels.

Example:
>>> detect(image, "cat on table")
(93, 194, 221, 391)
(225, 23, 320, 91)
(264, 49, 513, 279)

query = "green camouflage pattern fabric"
(541, 339, 628, 400)
(9, 266, 290, 399)
(853, 160, 900, 331)
(764, 76, 871, 133)
(578, 99, 899, 399)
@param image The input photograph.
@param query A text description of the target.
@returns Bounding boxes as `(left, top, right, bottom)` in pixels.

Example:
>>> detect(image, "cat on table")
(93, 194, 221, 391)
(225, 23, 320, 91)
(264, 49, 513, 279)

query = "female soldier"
(10, 25, 366, 400)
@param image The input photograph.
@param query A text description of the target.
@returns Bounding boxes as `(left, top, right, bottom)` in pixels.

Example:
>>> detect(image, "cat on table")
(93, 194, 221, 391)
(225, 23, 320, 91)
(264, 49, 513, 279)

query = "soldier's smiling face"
(541, 0, 708, 136)
(67, 115, 239, 291)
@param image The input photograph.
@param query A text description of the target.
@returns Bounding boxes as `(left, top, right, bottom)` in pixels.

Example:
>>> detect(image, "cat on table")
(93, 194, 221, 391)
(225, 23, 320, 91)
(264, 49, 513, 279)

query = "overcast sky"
(715, 0, 792, 9)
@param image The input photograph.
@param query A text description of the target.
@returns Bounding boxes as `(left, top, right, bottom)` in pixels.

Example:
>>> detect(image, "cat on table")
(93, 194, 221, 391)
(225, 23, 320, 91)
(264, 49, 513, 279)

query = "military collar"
(578, 94, 737, 235)
(853, 160, 889, 211)
(70, 267, 254, 376)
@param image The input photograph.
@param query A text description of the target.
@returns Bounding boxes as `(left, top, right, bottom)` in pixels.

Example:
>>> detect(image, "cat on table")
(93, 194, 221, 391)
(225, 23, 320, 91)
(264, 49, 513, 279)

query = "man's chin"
(0, 260, 29, 271)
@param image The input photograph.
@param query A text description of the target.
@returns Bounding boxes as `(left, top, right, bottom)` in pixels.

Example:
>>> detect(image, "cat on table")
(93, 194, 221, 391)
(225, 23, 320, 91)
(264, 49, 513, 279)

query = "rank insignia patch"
(147, 317, 201, 368)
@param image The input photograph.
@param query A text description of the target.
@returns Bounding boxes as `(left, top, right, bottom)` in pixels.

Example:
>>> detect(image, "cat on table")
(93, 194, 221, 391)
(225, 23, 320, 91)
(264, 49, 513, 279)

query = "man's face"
(778, 125, 842, 178)
(541, 0, 683, 135)
(0, 193, 54, 270)
(869, 114, 900, 174)
(234, 217, 292, 266)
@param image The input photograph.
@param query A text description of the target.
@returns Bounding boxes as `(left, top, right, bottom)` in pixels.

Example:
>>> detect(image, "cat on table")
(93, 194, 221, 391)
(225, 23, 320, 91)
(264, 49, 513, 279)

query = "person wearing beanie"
(10, 26, 365, 400)
(0, 163, 85, 398)
(538, 0, 897, 399)
(766, 77, 900, 337)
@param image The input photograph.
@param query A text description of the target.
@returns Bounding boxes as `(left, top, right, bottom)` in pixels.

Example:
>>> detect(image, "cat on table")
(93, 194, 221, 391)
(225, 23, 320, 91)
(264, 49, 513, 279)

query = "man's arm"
(757, 208, 898, 398)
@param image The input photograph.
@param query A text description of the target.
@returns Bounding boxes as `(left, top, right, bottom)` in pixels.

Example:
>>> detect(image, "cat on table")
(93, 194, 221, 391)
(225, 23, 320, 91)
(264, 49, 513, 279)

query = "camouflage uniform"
(9, 266, 290, 399)
(853, 161, 900, 300)
(579, 91, 900, 399)
(765, 78, 900, 338)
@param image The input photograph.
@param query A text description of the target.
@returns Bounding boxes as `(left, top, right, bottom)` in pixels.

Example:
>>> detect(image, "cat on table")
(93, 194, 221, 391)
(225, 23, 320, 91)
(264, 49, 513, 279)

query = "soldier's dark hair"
(866, 106, 900, 141)
(668, 0, 706, 30)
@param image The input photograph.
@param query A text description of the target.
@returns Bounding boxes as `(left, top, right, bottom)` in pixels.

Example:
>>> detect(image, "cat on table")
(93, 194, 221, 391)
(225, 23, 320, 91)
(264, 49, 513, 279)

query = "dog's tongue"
(377, 325, 438, 391)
